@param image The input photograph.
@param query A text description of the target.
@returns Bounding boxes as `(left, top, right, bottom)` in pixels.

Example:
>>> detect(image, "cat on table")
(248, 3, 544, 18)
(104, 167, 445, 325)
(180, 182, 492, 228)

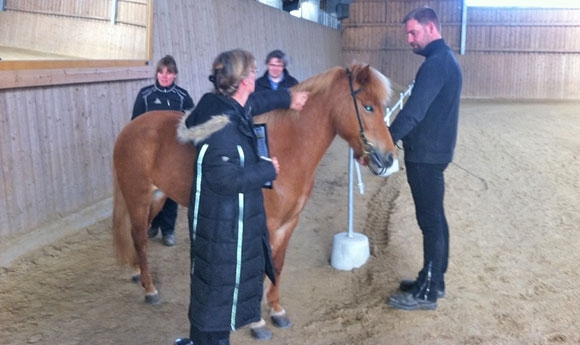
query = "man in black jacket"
(387, 7, 462, 311)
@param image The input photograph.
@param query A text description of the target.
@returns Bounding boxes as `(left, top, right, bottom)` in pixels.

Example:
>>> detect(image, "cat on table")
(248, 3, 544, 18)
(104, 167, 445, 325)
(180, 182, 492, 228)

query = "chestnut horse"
(112, 63, 398, 336)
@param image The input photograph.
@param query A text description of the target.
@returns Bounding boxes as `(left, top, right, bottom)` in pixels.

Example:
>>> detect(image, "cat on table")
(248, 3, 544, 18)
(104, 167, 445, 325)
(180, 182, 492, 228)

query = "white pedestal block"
(330, 232, 370, 271)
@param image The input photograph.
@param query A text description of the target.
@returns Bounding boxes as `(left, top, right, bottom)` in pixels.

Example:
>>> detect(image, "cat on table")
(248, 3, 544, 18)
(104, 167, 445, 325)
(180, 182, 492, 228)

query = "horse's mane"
(258, 63, 392, 124)
(367, 66, 393, 109)
(292, 66, 343, 96)
(296, 63, 391, 106)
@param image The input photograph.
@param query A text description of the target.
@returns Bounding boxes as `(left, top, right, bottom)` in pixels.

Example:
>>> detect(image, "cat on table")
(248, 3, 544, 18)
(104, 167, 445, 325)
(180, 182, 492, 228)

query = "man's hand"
(289, 91, 309, 111)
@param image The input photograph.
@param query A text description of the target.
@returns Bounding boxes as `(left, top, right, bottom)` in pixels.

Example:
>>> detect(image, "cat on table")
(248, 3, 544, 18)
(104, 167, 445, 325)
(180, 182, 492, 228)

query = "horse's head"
(333, 64, 399, 177)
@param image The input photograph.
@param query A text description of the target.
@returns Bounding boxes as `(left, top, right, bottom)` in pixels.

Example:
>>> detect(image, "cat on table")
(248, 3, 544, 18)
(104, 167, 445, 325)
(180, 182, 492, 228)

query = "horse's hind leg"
(130, 261, 141, 284)
(127, 189, 162, 305)
(131, 222, 161, 305)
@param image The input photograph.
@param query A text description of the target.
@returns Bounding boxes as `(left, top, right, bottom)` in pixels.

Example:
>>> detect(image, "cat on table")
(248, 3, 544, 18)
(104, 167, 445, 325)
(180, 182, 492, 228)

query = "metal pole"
(355, 157, 364, 194)
(110, 0, 118, 25)
(460, 1, 467, 55)
(347, 148, 354, 238)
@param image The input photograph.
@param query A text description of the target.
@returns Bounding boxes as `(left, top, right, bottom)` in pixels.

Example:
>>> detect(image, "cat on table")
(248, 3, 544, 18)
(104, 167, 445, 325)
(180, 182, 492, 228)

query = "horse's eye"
(364, 105, 374, 112)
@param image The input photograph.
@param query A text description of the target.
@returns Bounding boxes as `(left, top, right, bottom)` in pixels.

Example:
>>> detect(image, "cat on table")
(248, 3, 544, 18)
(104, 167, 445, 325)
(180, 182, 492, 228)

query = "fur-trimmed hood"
(177, 113, 230, 145)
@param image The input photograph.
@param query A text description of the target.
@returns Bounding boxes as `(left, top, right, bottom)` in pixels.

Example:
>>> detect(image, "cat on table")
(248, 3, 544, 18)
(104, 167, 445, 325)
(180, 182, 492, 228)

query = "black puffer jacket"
(182, 90, 290, 332)
(255, 69, 299, 91)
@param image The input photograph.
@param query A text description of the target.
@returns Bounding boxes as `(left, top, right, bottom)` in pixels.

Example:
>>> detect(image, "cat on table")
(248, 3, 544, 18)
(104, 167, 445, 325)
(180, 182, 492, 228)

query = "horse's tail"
(112, 169, 137, 267)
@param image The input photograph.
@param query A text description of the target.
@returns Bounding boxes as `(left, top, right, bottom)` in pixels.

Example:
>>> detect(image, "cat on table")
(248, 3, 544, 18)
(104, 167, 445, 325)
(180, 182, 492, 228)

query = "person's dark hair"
(156, 55, 178, 74)
(265, 49, 289, 67)
(208, 49, 256, 97)
(402, 7, 441, 32)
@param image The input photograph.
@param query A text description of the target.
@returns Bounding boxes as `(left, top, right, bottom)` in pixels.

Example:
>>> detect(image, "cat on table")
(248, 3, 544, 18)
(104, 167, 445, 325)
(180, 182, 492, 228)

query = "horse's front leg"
(131, 224, 160, 305)
(268, 216, 300, 325)
(249, 277, 290, 341)
(266, 238, 292, 328)
(249, 218, 299, 340)
(268, 217, 300, 324)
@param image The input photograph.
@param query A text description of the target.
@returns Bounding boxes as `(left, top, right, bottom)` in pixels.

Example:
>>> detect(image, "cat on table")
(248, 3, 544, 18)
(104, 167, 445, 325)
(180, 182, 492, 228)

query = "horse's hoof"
(271, 313, 292, 329)
(144, 292, 161, 305)
(250, 325, 272, 341)
(131, 274, 140, 284)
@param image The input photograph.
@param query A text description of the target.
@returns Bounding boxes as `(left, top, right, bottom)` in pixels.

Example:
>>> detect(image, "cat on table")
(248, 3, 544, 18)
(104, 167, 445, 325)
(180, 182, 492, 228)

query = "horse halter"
(345, 68, 375, 159)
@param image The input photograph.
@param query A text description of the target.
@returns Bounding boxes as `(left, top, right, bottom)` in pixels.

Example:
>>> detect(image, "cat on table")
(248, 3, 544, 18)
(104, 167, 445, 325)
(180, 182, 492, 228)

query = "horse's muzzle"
(367, 151, 399, 177)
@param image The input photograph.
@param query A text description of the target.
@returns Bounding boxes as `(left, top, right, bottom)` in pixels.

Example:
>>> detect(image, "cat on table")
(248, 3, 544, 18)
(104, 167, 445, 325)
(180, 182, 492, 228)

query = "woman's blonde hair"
(208, 49, 256, 97)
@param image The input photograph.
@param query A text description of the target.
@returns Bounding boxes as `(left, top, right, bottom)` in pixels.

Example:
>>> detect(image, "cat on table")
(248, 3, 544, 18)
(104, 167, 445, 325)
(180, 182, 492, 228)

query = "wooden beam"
(0, 59, 150, 71)
(0, 65, 153, 89)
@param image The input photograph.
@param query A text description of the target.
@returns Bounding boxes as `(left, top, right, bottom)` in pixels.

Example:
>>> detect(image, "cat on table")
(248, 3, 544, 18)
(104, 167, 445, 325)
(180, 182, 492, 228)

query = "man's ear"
(427, 22, 441, 37)
(427, 22, 436, 34)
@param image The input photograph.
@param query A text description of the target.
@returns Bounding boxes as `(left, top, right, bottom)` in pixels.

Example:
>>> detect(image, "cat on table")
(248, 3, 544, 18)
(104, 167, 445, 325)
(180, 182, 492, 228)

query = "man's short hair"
(265, 49, 289, 67)
(402, 7, 441, 32)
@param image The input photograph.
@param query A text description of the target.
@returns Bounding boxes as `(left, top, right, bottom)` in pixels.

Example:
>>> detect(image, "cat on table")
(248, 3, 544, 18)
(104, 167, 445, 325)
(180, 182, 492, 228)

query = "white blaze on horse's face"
(366, 67, 399, 177)
(371, 67, 393, 109)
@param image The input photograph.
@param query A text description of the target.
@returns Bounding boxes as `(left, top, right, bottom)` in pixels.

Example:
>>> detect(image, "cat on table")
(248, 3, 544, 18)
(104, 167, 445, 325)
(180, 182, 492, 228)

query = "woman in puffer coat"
(178, 49, 308, 345)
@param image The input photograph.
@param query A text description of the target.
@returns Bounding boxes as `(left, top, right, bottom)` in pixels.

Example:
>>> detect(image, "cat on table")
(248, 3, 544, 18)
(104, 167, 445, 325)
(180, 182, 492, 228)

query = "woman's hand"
(289, 91, 309, 111)
(271, 156, 280, 175)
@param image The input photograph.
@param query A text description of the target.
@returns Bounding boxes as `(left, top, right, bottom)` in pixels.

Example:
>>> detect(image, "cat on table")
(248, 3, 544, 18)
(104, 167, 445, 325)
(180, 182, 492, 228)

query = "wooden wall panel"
(459, 52, 580, 99)
(0, 0, 149, 60)
(4, 0, 110, 19)
(342, 0, 580, 100)
(0, 13, 148, 59)
(149, 0, 342, 99)
(0, 82, 136, 241)
(346, 1, 387, 23)
(466, 9, 580, 53)
(0, 0, 342, 266)
(117, 0, 150, 26)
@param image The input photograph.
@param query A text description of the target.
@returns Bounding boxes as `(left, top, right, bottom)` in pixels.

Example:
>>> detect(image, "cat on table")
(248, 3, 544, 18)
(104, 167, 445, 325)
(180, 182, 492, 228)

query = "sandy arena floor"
(1, 100, 579, 345)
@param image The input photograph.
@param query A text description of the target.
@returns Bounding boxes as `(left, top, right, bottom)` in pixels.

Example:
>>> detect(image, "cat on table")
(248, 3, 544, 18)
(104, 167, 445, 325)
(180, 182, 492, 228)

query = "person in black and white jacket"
(131, 54, 194, 247)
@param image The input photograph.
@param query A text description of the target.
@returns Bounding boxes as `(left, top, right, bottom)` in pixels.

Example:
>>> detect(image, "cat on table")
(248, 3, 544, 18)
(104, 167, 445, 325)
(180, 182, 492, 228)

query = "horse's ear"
(356, 64, 372, 86)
